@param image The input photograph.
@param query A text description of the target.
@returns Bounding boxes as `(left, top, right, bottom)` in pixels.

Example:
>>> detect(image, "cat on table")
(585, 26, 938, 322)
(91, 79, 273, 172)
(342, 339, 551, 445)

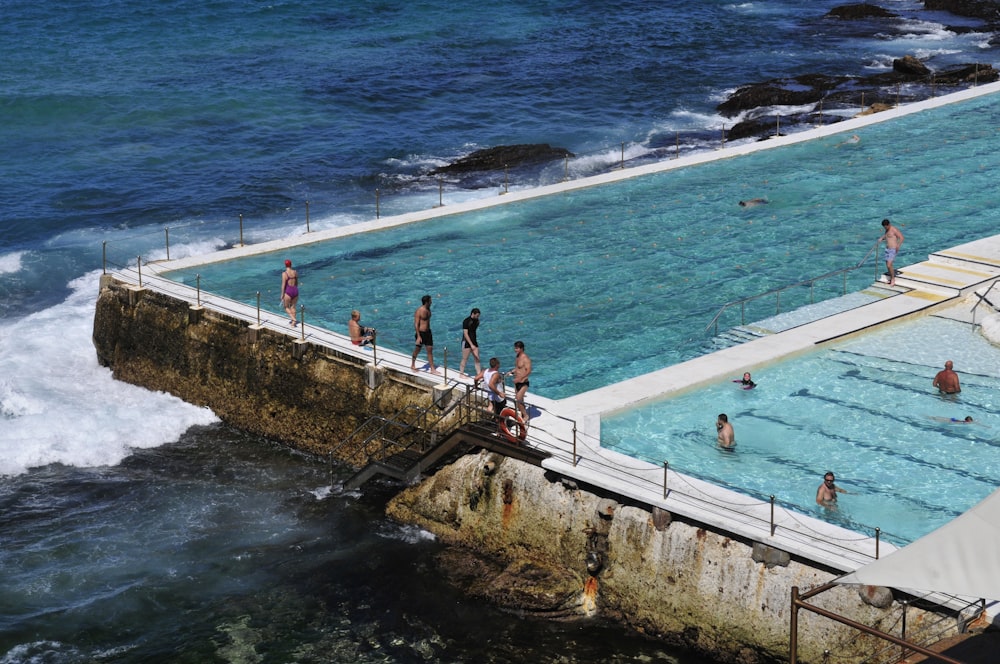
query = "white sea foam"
(0, 271, 219, 477)
(0, 251, 25, 274)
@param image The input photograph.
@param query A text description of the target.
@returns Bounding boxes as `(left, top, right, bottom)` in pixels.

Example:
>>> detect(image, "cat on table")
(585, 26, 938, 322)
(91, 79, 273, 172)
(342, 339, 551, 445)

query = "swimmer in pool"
(733, 372, 756, 389)
(816, 471, 848, 507)
(929, 415, 974, 424)
(738, 198, 768, 208)
(836, 134, 860, 147)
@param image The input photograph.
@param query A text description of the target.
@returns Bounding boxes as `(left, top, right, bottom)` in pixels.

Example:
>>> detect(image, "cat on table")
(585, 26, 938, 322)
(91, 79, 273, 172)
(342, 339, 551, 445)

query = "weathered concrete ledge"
(93, 275, 451, 460)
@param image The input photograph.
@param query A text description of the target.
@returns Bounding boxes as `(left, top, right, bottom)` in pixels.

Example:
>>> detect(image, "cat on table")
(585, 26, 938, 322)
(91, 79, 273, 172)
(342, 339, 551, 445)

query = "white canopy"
(836, 486, 1000, 600)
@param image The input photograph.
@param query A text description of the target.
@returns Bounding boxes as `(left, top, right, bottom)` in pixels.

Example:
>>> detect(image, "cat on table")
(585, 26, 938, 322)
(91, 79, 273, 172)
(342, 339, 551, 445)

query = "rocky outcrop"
(719, 61, 998, 140)
(430, 144, 574, 175)
(388, 452, 958, 664)
(925, 0, 1000, 22)
(825, 4, 900, 19)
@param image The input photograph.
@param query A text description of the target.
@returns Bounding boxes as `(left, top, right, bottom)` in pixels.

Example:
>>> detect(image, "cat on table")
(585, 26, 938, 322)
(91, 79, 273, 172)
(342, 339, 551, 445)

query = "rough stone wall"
(388, 452, 960, 664)
(92, 277, 440, 460)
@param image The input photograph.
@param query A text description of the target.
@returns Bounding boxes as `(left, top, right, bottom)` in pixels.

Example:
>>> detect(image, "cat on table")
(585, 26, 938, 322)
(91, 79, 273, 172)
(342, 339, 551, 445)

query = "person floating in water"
(716, 413, 735, 449)
(816, 471, 848, 507)
(929, 415, 974, 424)
(738, 198, 768, 208)
(835, 134, 860, 147)
(733, 372, 756, 389)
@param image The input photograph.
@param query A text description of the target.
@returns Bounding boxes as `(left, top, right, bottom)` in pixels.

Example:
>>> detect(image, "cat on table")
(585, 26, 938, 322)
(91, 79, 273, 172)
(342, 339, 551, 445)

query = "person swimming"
(928, 415, 975, 424)
(738, 198, 768, 208)
(733, 372, 756, 389)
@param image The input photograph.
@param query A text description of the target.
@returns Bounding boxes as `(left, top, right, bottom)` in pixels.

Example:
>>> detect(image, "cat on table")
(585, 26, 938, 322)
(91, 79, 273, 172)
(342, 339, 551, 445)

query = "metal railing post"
(136, 256, 142, 287)
(663, 461, 669, 498)
(196, 274, 201, 307)
(620, 142, 625, 169)
(299, 306, 305, 340)
(875, 527, 880, 559)
(102, 241, 107, 274)
(305, 200, 310, 233)
(239, 213, 244, 247)
(256, 291, 261, 325)
(770, 495, 776, 535)
(503, 165, 509, 194)
(375, 188, 380, 219)
(572, 422, 578, 466)
(165, 227, 170, 261)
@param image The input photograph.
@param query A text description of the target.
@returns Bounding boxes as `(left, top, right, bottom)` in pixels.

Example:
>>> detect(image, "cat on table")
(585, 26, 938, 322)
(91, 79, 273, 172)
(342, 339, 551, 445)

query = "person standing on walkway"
(878, 218, 904, 287)
(933, 360, 961, 395)
(476, 357, 507, 422)
(458, 307, 481, 376)
(411, 294, 439, 374)
(281, 259, 299, 327)
(512, 341, 532, 425)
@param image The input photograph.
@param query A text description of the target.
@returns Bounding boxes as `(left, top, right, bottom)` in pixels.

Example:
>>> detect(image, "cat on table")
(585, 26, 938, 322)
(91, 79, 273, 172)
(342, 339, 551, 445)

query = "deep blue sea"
(1, 1, 997, 661)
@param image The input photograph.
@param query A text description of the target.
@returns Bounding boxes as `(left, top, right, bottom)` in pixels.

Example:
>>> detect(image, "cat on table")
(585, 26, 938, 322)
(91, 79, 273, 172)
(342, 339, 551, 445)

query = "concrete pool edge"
(150, 81, 1000, 274)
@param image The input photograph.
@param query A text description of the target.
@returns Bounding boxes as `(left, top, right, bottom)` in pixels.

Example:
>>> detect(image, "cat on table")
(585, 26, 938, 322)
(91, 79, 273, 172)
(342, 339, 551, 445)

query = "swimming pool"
(602, 313, 1000, 545)
(162, 90, 1000, 399)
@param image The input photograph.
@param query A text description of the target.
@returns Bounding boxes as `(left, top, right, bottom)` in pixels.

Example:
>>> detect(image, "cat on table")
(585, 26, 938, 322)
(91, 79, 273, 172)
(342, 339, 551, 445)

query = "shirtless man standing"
(410, 294, 439, 374)
(512, 341, 532, 425)
(816, 471, 848, 507)
(878, 218, 904, 286)
(933, 360, 961, 394)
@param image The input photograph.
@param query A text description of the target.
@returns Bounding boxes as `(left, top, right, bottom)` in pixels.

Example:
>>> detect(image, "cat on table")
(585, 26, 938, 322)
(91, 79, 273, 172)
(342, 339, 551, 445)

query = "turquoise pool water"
(163, 91, 1000, 399)
(603, 315, 1000, 545)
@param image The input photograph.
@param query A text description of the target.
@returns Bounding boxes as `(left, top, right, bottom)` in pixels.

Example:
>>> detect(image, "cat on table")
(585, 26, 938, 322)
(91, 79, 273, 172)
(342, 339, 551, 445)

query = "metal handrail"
(970, 279, 1000, 327)
(704, 240, 882, 336)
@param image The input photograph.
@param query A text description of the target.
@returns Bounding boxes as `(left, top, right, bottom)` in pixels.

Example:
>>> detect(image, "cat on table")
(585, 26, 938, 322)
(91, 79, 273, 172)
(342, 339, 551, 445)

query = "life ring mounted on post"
(498, 407, 527, 444)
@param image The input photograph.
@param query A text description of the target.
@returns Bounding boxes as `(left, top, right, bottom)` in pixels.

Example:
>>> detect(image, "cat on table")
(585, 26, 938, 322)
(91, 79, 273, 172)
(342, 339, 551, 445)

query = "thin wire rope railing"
(704, 239, 883, 336)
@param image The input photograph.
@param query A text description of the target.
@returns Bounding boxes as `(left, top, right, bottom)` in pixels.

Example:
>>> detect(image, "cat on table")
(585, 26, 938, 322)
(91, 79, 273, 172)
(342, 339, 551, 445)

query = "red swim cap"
(284, 259, 292, 267)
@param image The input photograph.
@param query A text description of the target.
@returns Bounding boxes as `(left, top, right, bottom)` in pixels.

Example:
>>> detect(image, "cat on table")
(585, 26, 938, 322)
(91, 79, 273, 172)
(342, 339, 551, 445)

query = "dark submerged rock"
(430, 144, 574, 175)
(825, 4, 900, 19)
(924, 0, 1000, 22)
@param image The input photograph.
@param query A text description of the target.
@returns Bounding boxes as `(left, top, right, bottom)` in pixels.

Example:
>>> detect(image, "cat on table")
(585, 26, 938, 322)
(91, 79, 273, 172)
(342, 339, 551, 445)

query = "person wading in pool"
(933, 360, 961, 395)
(878, 218, 904, 287)
(716, 413, 735, 449)
(816, 471, 848, 507)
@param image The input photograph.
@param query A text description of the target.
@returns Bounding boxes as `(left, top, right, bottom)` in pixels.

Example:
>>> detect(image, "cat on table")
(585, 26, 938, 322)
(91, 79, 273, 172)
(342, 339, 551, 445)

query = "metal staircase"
(331, 384, 549, 490)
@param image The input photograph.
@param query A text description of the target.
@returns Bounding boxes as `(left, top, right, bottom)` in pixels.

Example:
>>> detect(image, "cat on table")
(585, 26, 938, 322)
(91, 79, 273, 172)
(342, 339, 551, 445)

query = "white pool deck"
(123, 82, 1000, 595)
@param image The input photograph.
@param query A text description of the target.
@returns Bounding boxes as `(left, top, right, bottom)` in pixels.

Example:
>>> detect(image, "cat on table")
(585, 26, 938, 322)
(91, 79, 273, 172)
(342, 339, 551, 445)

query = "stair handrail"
(704, 240, 882, 336)
(970, 278, 1000, 327)
(330, 383, 482, 468)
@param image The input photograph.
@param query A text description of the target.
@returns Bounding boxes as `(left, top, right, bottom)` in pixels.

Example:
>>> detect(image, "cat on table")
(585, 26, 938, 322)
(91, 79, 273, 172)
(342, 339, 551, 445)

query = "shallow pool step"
(880, 259, 995, 297)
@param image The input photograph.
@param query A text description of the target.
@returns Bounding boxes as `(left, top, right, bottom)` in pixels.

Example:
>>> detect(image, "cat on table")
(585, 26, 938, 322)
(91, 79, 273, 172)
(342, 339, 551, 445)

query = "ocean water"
(1, 0, 998, 661)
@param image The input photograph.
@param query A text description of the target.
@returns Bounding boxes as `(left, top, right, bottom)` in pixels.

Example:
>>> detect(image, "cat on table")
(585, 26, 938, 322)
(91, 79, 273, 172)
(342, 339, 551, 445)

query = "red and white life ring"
(498, 407, 527, 443)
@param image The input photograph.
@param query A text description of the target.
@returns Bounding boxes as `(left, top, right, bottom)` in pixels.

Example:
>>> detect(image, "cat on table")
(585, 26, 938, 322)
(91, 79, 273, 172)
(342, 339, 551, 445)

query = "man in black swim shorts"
(512, 340, 532, 426)
(410, 294, 439, 374)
